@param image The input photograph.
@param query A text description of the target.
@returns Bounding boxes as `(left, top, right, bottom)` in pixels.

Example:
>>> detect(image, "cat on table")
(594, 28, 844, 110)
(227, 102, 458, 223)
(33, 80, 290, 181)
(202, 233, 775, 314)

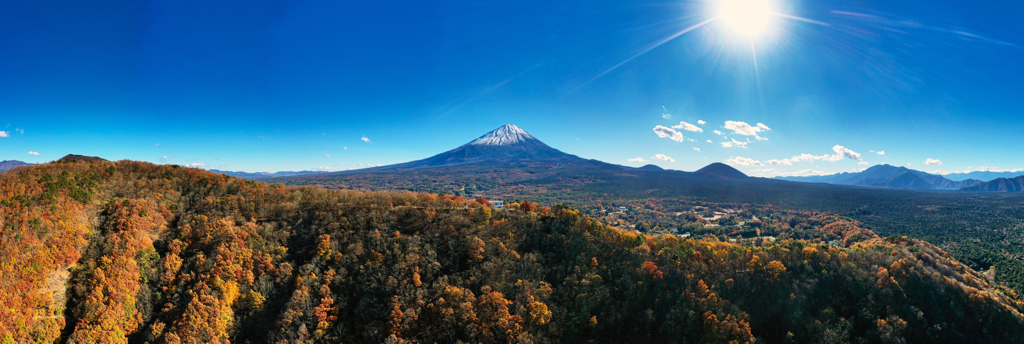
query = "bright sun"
(719, 0, 773, 37)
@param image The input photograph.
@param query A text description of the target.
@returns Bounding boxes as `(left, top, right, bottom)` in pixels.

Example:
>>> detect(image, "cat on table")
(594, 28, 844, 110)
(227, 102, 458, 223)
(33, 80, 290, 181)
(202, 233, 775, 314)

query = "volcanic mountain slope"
(366, 124, 594, 170)
(277, 124, 758, 199)
(779, 164, 980, 190)
(962, 176, 1024, 192)
(695, 162, 748, 180)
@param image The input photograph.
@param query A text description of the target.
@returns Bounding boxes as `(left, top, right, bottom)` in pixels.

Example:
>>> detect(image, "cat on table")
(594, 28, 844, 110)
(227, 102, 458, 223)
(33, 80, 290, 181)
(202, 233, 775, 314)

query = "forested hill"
(2, 160, 1023, 343)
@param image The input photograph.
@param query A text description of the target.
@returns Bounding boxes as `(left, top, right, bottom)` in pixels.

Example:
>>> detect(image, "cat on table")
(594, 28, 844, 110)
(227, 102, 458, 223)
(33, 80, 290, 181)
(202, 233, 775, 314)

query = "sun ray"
(580, 17, 719, 87)
(771, 12, 830, 27)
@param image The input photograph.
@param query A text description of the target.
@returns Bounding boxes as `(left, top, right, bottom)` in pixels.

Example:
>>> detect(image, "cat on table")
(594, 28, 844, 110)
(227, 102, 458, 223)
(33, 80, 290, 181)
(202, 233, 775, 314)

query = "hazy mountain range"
(0, 160, 32, 172)
(207, 169, 326, 179)
(775, 164, 984, 190)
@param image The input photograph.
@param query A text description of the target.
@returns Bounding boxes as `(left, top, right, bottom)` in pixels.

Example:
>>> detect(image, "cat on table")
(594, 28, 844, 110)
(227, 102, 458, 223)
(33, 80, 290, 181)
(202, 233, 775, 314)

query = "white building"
(492, 200, 505, 209)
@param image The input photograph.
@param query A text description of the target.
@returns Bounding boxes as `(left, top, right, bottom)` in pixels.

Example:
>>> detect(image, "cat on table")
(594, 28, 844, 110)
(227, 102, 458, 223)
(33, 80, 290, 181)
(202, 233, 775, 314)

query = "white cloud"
(343, 146, 348, 151)
(671, 121, 703, 132)
(188, 162, 207, 167)
(870, 150, 886, 155)
(628, 156, 648, 162)
(698, 120, 706, 125)
(653, 154, 675, 162)
(27, 151, 39, 155)
(0, 131, 8, 137)
(722, 121, 772, 141)
(721, 138, 749, 148)
(706, 139, 713, 143)
(693, 147, 700, 152)
(361, 136, 372, 143)
(314, 166, 333, 171)
(713, 130, 724, 135)
(777, 169, 827, 177)
(750, 168, 829, 177)
(832, 145, 861, 160)
(16, 128, 24, 134)
(653, 125, 686, 142)
(858, 161, 869, 165)
(325, 154, 331, 157)
(662, 113, 672, 119)
(765, 145, 861, 165)
(155, 143, 160, 146)
(924, 158, 942, 166)
(725, 156, 763, 166)
(159, 155, 173, 163)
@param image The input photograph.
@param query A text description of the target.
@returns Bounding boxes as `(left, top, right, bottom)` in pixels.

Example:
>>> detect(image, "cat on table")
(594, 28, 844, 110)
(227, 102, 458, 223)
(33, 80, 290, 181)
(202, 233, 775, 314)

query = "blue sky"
(2, 0, 1023, 176)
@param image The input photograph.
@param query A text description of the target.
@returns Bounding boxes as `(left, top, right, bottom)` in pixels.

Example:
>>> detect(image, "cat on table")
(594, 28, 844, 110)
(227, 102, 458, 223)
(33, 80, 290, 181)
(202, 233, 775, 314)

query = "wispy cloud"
(697, 120, 706, 125)
(725, 156, 762, 166)
(16, 128, 24, 134)
(653, 154, 675, 162)
(693, 147, 700, 152)
(325, 154, 331, 157)
(343, 146, 348, 151)
(706, 139, 713, 143)
(713, 130, 724, 136)
(721, 138, 749, 148)
(313, 166, 333, 171)
(160, 155, 173, 163)
(27, 151, 39, 156)
(188, 162, 207, 167)
(661, 106, 671, 119)
(751, 168, 828, 177)
(628, 156, 648, 162)
(361, 136, 372, 143)
(870, 150, 885, 155)
(671, 121, 703, 132)
(653, 125, 686, 142)
(924, 158, 942, 165)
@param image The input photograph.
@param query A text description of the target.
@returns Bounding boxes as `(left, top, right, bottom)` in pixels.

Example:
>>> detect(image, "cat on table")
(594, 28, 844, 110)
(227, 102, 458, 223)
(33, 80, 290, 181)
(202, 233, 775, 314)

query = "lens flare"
(720, 0, 773, 36)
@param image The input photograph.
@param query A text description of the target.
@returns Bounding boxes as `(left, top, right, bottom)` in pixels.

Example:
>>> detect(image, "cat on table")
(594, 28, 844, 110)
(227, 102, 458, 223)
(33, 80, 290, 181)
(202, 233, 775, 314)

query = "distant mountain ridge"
(962, 176, 1024, 192)
(777, 164, 980, 190)
(0, 160, 33, 172)
(208, 170, 326, 179)
(942, 170, 1024, 182)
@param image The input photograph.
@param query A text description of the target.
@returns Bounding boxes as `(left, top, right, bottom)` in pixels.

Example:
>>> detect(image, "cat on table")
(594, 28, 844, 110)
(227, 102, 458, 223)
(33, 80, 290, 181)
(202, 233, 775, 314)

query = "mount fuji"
(368, 124, 594, 170)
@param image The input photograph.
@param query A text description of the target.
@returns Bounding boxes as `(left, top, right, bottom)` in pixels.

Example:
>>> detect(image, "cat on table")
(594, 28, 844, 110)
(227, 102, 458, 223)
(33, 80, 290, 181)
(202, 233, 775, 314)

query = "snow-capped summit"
(467, 124, 537, 146)
(362, 124, 587, 170)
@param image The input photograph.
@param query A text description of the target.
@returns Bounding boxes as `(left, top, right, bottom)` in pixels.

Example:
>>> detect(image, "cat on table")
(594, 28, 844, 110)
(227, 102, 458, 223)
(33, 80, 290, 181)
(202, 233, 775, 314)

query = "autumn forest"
(1, 160, 1023, 343)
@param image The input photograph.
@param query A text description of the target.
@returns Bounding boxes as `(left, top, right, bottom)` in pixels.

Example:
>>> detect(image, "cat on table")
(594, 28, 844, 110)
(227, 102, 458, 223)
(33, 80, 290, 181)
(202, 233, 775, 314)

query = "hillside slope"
(0, 161, 1022, 343)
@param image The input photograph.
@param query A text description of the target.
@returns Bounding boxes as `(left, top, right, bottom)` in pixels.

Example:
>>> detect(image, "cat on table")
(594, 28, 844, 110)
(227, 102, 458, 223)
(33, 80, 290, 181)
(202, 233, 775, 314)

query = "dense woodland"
(277, 165, 1024, 295)
(2, 161, 1023, 343)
